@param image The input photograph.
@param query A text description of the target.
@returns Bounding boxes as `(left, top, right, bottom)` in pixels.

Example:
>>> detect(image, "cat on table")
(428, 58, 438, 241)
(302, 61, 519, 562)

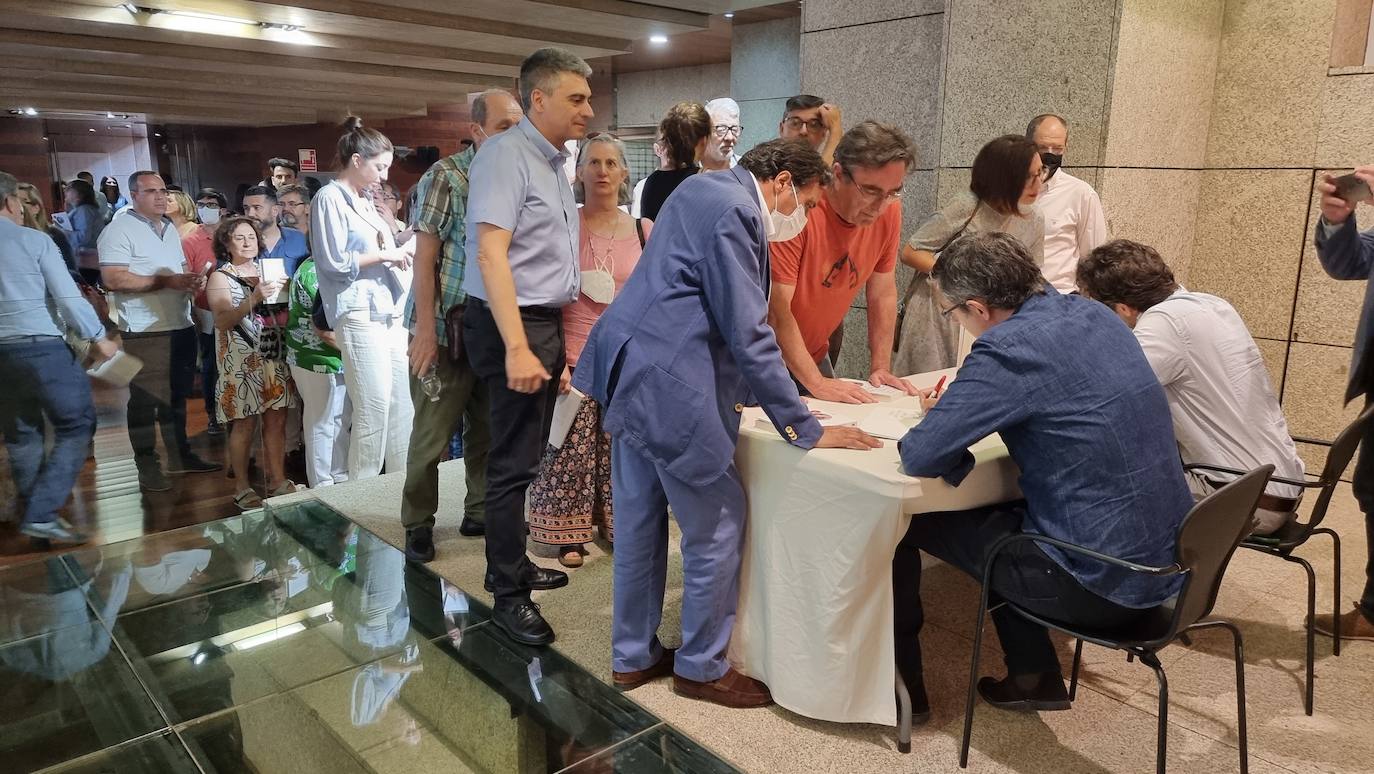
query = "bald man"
(1025, 114, 1107, 293)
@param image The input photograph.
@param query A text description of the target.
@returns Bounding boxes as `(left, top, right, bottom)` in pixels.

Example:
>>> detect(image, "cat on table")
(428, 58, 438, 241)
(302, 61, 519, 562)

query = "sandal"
(268, 480, 301, 497)
(559, 547, 584, 568)
(234, 488, 263, 511)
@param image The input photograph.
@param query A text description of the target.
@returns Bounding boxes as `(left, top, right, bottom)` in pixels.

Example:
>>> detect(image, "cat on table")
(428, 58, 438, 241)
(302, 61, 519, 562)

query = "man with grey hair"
(701, 97, 740, 171)
(768, 122, 919, 402)
(892, 232, 1192, 721)
(0, 170, 119, 544)
(400, 87, 523, 565)
(1025, 113, 1107, 292)
(462, 48, 592, 646)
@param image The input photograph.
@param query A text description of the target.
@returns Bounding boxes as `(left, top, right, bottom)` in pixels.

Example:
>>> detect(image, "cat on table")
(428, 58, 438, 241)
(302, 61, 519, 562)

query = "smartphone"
(1333, 173, 1371, 206)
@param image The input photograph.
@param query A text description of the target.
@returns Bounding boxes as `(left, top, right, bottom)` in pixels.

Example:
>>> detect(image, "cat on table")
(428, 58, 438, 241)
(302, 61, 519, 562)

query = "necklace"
(585, 212, 623, 274)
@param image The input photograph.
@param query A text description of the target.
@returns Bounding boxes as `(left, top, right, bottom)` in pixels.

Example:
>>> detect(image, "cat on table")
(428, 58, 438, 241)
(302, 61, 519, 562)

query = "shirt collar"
(750, 173, 776, 240)
(125, 209, 172, 233)
(516, 117, 567, 165)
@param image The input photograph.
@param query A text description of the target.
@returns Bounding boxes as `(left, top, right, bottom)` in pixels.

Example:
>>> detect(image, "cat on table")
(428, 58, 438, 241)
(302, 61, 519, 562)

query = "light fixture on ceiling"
(648, 34, 668, 45)
(88, 128, 96, 132)
(724, 12, 735, 18)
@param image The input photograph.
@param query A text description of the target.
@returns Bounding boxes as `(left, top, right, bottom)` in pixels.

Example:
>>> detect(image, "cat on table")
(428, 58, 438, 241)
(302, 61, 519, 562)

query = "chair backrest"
(1304, 403, 1374, 530)
(1169, 465, 1274, 634)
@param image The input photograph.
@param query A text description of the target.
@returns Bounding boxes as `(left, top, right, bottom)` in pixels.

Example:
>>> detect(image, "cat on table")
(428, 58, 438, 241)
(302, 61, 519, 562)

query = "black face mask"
(1040, 152, 1063, 181)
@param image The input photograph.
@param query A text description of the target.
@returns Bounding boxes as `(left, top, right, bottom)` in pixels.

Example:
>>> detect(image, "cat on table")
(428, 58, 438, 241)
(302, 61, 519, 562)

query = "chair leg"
(895, 669, 912, 755)
(1313, 528, 1342, 657)
(1280, 553, 1317, 715)
(1142, 653, 1169, 774)
(959, 600, 991, 769)
(1069, 639, 1083, 702)
(1187, 621, 1249, 774)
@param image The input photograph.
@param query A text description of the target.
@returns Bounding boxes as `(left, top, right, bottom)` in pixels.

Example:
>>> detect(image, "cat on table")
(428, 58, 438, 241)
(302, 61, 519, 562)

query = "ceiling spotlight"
(154, 132, 163, 137)
(23, 107, 37, 115)
(724, 12, 734, 18)
(648, 34, 668, 45)
(88, 128, 96, 132)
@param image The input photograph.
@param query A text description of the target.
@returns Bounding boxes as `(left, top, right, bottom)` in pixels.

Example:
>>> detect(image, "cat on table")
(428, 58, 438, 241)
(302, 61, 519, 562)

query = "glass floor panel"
(0, 499, 741, 774)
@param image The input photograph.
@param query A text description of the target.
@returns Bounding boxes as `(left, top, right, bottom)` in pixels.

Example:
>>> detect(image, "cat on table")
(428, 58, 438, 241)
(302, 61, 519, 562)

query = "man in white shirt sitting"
(1077, 239, 1304, 534)
(1026, 114, 1107, 293)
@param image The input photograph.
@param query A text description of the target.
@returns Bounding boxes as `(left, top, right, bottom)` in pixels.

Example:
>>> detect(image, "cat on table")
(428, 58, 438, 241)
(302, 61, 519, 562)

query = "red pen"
(932, 375, 948, 398)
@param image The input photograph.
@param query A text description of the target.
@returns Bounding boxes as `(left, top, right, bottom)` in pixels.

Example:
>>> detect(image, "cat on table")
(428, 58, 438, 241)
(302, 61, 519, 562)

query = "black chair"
(958, 465, 1273, 774)
(1182, 403, 1374, 715)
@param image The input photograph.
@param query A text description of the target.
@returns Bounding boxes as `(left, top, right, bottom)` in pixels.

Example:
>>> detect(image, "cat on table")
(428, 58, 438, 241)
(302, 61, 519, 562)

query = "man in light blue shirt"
(461, 47, 593, 647)
(0, 170, 118, 545)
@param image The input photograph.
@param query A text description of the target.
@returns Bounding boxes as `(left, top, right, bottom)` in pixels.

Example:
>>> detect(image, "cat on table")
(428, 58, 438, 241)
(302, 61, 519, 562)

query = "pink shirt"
(563, 212, 643, 366)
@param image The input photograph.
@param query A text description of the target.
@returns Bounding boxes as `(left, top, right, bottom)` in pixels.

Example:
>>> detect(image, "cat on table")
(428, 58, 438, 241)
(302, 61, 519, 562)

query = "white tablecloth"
(726, 368, 1022, 726)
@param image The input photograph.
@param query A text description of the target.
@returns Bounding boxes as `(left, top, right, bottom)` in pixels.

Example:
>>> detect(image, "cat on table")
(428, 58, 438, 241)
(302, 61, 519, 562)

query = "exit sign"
(298, 148, 317, 172)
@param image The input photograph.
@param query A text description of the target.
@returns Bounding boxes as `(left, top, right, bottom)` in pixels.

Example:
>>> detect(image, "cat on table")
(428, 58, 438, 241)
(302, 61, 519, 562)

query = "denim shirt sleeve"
(897, 337, 1030, 483)
(311, 188, 362, 286)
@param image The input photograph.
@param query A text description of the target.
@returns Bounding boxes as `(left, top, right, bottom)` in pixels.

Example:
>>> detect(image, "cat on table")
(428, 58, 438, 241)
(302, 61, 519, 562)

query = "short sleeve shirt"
(403, 145, 474, 344)
(462, 118, 580, 308)
(98, 210, 193, 333)
(770, 194, 901, 363)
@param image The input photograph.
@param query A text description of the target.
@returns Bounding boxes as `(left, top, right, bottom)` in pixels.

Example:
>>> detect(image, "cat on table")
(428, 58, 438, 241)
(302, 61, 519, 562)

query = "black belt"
(466, 297, 562, 319)
(1204, 477, 1300, 513)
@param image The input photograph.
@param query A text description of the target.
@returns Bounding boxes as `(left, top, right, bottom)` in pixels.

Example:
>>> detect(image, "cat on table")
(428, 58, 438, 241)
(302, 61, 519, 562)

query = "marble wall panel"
(1097, 168, 1203, 283)
(940, 0, 1117, 168)
(614, 63, 730, 128)
(802, 0, 945, 33)
(1282, 342, 1363, 442)
(1103, 0, 1224, 168)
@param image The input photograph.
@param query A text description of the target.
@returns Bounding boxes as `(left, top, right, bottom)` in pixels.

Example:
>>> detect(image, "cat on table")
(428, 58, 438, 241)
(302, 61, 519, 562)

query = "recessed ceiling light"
(649, 34, 668, 44)
(23, 107, 36, 115)
(724, 12, 734, 18)
(88, 128, 96, 132)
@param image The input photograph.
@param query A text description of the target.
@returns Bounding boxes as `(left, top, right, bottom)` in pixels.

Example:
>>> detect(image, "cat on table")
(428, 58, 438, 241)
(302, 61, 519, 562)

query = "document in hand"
(259, 257, 290, 304)
(857, 408, 924, 441)
(87, 350, 144, 387)
(549, 388, 585, 449)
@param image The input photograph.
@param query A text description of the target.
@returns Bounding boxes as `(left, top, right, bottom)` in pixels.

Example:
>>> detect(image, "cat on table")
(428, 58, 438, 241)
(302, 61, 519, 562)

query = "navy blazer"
(573, 165, 823, 486)
(1314, 216, 1374, 403)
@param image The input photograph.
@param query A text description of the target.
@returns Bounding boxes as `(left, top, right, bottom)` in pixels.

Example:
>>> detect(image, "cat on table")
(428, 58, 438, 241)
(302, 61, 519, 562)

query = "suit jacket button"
(735, 403, 744, 413)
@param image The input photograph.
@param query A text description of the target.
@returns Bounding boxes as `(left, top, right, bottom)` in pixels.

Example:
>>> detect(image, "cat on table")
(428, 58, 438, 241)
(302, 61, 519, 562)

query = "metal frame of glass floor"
(0, 498, 741, 773)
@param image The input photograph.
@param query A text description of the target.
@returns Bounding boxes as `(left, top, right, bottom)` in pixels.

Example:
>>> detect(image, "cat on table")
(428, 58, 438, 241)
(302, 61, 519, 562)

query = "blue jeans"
(0, 337, 96, 526)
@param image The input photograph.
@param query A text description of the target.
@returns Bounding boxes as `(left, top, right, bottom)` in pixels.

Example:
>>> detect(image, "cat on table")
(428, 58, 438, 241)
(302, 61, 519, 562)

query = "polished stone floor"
(0, 501, 738, 773)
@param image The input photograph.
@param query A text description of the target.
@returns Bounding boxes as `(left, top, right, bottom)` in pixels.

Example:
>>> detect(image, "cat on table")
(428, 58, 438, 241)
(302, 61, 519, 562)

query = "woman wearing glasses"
(637, 101, 711, 224)
(893, 134, 1046, 376)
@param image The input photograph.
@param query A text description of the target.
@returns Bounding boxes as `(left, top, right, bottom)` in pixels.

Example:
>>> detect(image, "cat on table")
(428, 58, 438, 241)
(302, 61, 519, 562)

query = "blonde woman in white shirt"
(312, 117, 415, 480)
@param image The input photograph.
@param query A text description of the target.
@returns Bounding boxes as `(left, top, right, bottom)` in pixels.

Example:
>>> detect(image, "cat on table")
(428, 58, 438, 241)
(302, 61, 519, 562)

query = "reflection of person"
(1310, 166, 1374, 641)
(1077, 240, 1304, 535)
(574, 139, 880, 708)
(0, 557, 132, 680)
(893, 232, 1191, 722)
(893, 135, 1046, 375)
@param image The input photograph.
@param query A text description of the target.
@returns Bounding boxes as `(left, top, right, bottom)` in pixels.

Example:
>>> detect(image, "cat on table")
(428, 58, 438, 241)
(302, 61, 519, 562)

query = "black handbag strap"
(635, 218, 646, 248)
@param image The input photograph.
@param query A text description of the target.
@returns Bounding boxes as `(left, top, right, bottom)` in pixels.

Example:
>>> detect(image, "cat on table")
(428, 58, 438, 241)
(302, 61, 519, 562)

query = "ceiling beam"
(527, 0, 710, 28)
(0, 28, 511, 88)
(0, 91, 323, 124)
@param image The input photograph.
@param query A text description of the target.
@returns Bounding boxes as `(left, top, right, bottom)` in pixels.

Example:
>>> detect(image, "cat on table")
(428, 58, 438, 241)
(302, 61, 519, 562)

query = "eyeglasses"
(841, 166, 903, 203)
(713, 124, 742, 138)
(783, 117, 824, 132)
(939, 301, 964, 319)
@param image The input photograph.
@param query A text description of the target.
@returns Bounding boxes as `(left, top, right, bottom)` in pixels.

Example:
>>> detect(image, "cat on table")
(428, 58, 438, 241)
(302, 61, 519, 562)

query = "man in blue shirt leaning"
(894, 232, 1193, 720)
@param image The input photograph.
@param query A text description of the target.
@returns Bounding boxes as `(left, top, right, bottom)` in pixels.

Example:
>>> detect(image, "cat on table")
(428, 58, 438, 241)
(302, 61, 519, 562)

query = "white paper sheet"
(548, 388, 584, 449)
(87, 350, 144, 386)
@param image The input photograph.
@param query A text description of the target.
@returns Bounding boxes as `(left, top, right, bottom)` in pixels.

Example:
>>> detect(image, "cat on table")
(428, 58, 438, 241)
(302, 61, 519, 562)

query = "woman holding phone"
(206, 216, 299, 508)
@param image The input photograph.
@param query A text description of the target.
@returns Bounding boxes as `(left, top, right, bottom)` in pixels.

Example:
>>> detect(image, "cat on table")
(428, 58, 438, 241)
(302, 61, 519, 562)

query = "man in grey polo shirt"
(99, 171, 221, 491)
(462, 48, 593, 646)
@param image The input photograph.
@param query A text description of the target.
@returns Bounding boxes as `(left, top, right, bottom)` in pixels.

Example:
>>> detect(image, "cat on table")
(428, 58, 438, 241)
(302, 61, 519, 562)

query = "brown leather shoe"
(1314, 604, 1374, 642)
(673, 668, 773, 708)
(613, 649, 675, 692)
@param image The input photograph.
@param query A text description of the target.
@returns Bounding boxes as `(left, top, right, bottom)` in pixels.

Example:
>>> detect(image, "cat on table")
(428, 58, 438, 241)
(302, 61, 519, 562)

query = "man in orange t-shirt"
(769, 121, 920, 404)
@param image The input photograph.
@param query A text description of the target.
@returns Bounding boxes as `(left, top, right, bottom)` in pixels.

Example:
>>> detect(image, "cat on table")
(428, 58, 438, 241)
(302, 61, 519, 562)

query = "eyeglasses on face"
(939, 301, 965, 319)
(713, 124, 742, 138)
(841, 166, 902, 203)
(783, 116, 824, 132)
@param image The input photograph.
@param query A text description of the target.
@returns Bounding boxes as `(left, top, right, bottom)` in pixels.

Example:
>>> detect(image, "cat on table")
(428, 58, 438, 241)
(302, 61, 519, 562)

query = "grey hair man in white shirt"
(1076, 239, 1304, 534)
(1026, 114, 1107, 292)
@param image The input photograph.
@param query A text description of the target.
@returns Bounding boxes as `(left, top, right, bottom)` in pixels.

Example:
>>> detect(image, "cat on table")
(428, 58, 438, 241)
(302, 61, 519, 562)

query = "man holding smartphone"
(1312, 166, 1374, 642)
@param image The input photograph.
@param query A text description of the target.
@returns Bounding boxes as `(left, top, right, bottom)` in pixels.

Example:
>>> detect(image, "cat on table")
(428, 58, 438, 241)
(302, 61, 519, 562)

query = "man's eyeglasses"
(783, 117, 825, 132)
(842, 166, 902, 203)
(713, 124, 742, 138)
(939, 301, 964, 319)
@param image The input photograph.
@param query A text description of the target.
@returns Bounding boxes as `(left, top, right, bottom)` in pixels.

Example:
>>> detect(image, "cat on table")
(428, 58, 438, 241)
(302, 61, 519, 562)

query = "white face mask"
(580, 269, 616, 304)
(198, 206, 221, 225)
(768, 182, 807, 242)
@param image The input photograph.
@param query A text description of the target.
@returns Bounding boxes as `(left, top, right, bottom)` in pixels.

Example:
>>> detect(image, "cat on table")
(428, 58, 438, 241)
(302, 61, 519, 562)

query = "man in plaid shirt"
(401, 88, 524, 563)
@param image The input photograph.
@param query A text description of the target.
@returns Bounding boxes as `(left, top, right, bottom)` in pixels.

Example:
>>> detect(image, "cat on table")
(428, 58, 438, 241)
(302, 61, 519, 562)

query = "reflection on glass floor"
(0, 500, 740, 774)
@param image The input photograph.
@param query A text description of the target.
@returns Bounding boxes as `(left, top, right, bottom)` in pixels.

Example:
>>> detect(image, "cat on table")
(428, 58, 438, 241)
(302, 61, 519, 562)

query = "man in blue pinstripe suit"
(574, 139, 881, 708)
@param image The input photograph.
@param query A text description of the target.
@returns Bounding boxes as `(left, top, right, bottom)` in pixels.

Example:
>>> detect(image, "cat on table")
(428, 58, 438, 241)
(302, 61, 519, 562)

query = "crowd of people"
(5, 43, 1374, 720)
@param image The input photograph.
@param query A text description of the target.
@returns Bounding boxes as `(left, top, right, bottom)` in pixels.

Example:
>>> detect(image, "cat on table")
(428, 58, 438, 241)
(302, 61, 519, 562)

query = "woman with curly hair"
(205, 215, 299, 508)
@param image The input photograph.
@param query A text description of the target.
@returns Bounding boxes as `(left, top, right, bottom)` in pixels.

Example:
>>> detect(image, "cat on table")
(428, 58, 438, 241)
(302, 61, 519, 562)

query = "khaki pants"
(400, 348, 490, 530)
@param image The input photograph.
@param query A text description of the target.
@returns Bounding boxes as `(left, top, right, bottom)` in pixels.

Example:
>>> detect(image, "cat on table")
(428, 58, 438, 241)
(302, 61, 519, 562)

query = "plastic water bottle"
(420, 364, 442, 402)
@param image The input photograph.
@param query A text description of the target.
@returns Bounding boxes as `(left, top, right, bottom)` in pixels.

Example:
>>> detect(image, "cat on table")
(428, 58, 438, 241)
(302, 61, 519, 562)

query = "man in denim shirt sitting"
(894, 232, 1192, 720)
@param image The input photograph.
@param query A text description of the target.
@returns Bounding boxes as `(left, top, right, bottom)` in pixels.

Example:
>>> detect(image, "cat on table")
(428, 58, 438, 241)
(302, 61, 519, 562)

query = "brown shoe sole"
(672, 676, 773, 708)
(613, 651, 675, 692)
(1313, 617, 1374, 642)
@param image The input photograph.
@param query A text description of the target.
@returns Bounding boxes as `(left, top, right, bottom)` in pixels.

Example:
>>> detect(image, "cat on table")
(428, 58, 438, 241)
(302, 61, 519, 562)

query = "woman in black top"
(637, 101, 712, 223)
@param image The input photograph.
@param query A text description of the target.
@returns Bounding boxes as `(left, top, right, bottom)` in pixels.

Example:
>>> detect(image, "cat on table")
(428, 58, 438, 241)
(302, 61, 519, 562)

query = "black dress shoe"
(976, 672, 1071, 712)
(405, 527, 436, 563)
(485, 563, 569, 593)
(458, 517, 485, 537)
(492, 601, 555, 646)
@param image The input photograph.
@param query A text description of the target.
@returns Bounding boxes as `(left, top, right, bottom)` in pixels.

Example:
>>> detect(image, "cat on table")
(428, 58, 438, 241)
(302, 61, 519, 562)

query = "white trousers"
(289, 364, 351, 487)
(337, 312, 413, 480)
